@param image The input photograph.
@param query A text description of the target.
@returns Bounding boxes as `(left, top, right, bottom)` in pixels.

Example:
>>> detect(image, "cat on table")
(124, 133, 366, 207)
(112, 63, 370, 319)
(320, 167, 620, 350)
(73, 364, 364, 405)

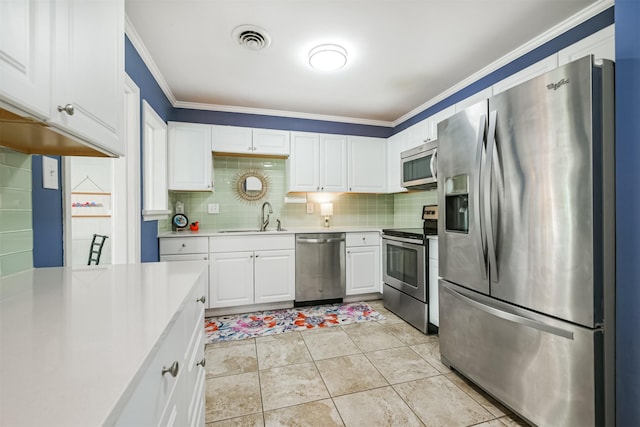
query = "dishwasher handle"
(296, 237, 344, 244)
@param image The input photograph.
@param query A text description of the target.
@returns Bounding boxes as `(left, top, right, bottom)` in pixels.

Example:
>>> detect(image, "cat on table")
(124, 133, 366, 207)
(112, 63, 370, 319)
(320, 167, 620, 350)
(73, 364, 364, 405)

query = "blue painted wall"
(614, 1, 640, 425)
(172, 108, 393, 138)
(31, 155, 63, 267)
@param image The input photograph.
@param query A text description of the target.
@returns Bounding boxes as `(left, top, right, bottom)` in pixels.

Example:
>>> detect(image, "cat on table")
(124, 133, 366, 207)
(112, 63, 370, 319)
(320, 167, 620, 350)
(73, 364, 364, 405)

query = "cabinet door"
(347, 136, 387, 193)
(211, 125, 253, 154)
(287, 131, 319, 192)
(558, 25, 614, 66)
(319, 134, 347, 192)
(346, 245, 381, 295)
(0, 0, 50, 119)
(405, 118, 430, 150)
(386, 131, 408, 194)
(254, 249, 295, 304)
(209, 252, 254, 307)
(51, 0, 124, 156)
(252, 128, 290, 155)
(168, 122, 213, 191)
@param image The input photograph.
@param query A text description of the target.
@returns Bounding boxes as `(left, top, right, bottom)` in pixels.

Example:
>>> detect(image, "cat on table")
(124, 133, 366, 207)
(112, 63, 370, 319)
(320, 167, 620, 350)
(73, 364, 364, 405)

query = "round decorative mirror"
(234, 169, 270, 203)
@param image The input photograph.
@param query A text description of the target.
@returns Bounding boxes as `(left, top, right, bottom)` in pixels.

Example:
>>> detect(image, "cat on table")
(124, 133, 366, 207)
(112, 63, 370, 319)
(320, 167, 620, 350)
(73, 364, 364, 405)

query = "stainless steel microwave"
(401, 140, 438, 190)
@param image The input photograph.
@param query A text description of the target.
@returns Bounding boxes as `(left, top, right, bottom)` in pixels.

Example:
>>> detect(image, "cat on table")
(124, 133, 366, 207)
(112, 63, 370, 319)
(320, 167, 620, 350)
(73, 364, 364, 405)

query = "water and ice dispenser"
(445, 174, 469, 233)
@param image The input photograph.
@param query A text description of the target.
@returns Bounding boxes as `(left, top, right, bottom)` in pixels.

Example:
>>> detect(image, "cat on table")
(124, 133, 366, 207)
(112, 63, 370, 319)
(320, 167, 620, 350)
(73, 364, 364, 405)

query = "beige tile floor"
(204, 300, 528, 427)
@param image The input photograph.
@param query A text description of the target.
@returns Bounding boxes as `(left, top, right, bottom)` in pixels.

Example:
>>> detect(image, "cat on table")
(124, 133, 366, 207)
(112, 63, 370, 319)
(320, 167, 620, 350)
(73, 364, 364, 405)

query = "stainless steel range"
(382, 205, 437, 333)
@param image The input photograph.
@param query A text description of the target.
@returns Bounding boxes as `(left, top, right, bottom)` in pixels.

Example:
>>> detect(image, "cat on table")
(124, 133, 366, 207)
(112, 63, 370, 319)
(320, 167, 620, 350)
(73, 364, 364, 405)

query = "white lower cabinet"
(209, 251, 255, 307)
(209, 235, 296, 308)
(428, 239, 439, 327)
(115, 272, 207, 427)
(346, 232, 381, 295)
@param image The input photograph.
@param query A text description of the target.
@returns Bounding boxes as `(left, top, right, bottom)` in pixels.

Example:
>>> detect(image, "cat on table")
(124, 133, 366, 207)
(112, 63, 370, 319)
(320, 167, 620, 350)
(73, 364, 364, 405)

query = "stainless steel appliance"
(401, 140, 438, 190)
(437, 56, 615, 427)
(295, 233, 345, 305)
(382, 205, 438, 333)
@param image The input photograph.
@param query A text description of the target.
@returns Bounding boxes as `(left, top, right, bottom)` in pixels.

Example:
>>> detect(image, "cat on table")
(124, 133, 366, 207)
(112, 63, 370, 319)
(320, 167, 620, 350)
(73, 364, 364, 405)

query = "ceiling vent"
(232, 25, 271, 51)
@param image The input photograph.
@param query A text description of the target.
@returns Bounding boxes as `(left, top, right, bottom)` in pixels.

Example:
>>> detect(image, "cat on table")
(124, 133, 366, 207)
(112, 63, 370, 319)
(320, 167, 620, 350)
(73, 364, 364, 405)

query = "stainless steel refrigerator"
(437, 56, 615, 427)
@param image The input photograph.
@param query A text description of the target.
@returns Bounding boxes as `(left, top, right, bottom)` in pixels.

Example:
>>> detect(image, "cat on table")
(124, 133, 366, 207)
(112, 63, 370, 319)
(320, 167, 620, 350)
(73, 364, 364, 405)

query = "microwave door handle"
(430, 148, 437, 180)
(474, 114, 488, 280)
(485, 110, 498, 284)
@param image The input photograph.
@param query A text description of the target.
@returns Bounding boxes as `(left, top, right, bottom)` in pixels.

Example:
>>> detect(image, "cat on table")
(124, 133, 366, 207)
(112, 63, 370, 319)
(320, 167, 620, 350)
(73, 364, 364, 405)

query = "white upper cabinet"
(168, 122, 213, 191)
(0, 0, 51, 119)
(287, 131, 320, 192)
(212, 125, 289, 155)
(211, 125, 253, 153)
(558, 24, 615, 66)
(493, 55, 559, 95)
(252, 128, 290, 155)
(347, 136, 387, 193)
(51, 0, 125, 156)
(386, 130, 408, 194)
(319, 134, 347, 192)
(287, 131, 347, 192)
(405, 119, 430, 151)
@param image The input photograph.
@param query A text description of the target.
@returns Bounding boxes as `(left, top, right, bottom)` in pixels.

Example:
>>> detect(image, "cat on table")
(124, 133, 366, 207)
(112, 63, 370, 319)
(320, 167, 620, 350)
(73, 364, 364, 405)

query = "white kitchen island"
(0, 261, 208, 427)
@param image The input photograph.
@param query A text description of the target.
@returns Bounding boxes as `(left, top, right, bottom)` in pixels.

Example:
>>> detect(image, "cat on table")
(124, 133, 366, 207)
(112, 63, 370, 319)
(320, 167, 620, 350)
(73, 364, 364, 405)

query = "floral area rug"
(204, 301, 384, 344)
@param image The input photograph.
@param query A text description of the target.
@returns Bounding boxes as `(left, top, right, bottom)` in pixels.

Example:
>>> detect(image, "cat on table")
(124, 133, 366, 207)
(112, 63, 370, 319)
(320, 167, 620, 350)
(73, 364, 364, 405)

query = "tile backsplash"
(0, 147, 33, 277)
(160, 156, 436, 233)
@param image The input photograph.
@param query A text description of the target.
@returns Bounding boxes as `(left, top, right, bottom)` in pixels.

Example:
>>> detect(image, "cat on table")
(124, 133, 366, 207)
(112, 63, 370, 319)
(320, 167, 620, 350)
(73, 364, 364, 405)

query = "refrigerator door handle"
(430, 148, 438, 180)
(474, 114, 488, 280)
(447, 285, 575, 340)
(485, 110, 499, 283)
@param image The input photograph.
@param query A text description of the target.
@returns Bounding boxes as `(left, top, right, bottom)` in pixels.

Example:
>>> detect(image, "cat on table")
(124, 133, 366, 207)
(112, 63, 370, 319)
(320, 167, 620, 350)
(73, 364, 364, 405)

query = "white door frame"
(62, 74, 141, 265)
(113, 74, 141, 264)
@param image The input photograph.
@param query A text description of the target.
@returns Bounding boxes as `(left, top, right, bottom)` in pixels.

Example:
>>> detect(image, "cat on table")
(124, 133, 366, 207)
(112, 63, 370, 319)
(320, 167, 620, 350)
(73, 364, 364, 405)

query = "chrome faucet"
(260, 201, 273, 231)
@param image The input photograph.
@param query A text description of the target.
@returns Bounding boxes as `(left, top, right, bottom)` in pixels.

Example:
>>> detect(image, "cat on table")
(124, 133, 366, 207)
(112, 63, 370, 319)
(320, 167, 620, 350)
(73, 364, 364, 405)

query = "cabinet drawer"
(346, 232, 380, 247)
(210, 234, 295, 252)
(160, 237, 208, 255)
(160, 254, 209, 262)
(115, 308, 187, 426)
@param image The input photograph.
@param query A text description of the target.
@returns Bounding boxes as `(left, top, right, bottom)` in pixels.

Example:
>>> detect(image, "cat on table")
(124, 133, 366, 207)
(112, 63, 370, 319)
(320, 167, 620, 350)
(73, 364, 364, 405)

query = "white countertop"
(159, 225, 384, 238)
(0, 261, 208, 427)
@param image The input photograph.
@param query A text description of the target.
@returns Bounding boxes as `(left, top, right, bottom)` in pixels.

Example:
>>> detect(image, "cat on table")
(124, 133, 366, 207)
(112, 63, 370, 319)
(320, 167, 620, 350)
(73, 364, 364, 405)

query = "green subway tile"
(0, 164, 32, 190)
(0, 230, 33, 255)
(0, 148, 31, 169)
(0, 211, 32, 232)
(0, 188, 32, 210)
(0, 250, 33, 277)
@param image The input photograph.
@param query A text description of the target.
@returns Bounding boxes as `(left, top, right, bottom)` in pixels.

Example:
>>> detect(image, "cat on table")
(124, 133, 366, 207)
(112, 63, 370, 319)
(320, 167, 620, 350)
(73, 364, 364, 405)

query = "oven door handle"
(382, 235, 424, 245)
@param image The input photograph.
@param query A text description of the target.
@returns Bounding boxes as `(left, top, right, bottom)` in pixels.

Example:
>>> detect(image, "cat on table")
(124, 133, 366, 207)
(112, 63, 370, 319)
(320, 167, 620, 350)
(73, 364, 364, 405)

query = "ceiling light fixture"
(308, 44, 348, 71)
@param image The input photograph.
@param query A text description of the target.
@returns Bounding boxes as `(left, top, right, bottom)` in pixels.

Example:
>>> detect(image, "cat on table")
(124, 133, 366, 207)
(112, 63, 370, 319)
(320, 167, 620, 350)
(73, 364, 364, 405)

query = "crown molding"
(173, 101, 393, 128)
(392, 0, 614, 127)
(125, 15, 177, 106)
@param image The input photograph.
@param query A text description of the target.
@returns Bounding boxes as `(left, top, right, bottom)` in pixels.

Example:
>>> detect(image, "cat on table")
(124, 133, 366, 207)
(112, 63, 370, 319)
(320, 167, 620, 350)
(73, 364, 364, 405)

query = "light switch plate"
(306, 202, 314, 214)
(208, 203, 219, 214)
(42, 156, 59, 189)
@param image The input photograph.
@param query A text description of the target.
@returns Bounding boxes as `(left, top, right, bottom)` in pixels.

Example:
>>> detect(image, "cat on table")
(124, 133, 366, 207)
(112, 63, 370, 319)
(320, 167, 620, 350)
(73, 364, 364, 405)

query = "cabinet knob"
(316, 187, 320, 191)
(255, 254, 259, 258)
(161, 361, 179, 378)
(57, 104, 75, 116)
(182, 243, 186, 247)
(248, 146, 252, 151)
(321, 187, 324, 191)
(196, 358, 206, 368)
(196, 295, 206, 304)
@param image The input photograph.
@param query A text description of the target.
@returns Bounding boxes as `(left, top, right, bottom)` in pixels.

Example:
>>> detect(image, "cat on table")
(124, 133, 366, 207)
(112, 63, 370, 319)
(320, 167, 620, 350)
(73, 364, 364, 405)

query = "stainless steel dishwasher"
(295, 233, 345, 305)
